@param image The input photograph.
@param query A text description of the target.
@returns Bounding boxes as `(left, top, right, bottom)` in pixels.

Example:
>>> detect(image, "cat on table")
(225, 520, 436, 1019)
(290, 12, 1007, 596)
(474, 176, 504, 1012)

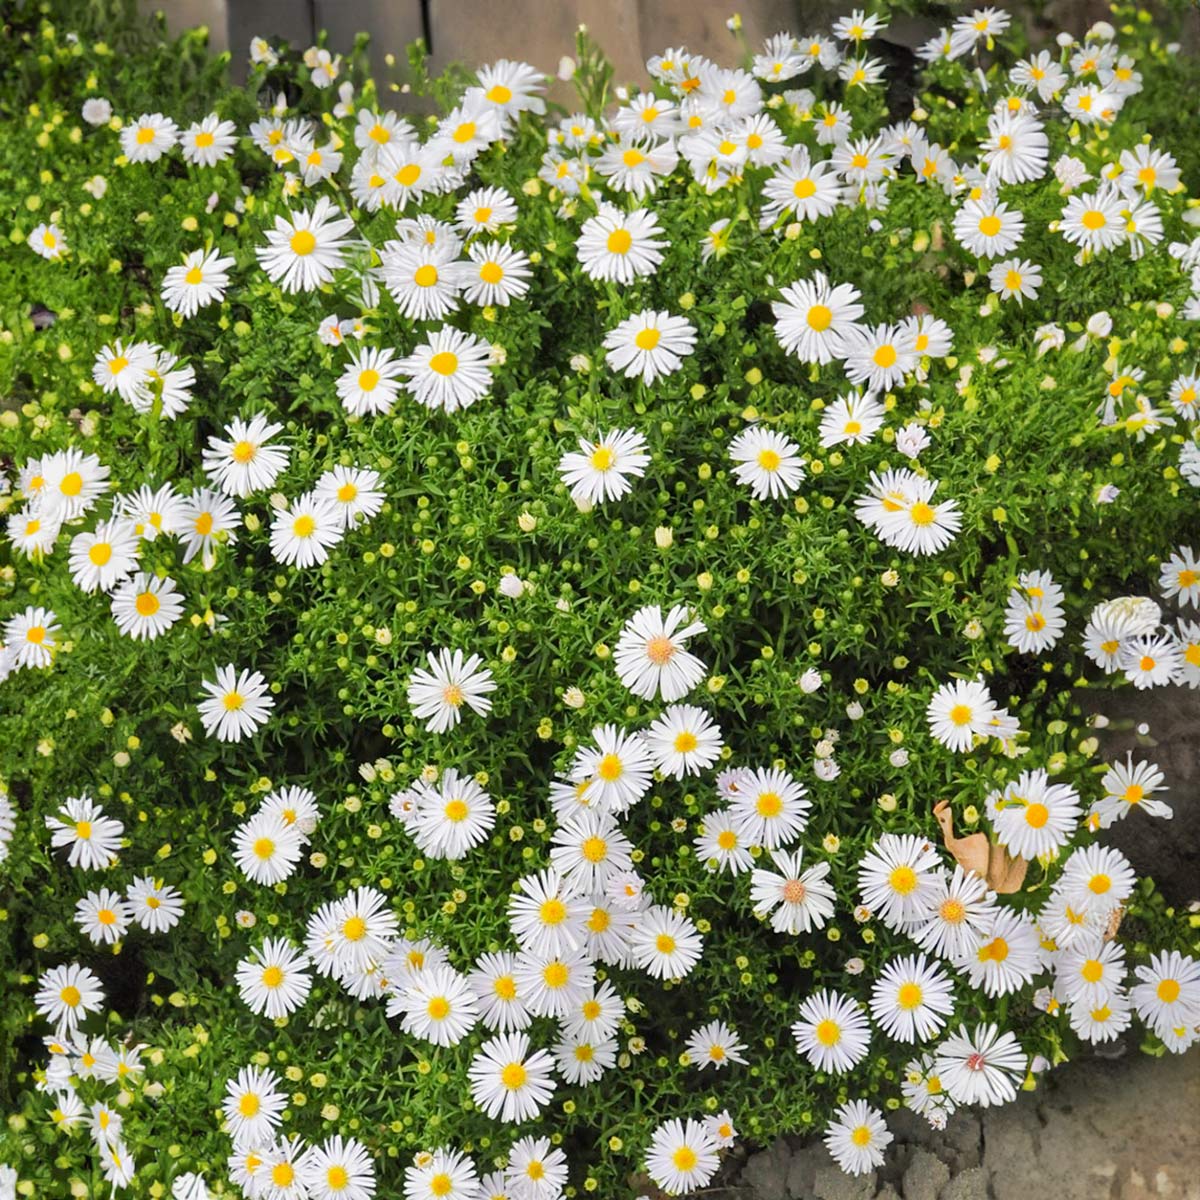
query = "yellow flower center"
(60, 472, 84, 496)
(645, 634, 675, 665)
(1157, 978, 1181, 1003)
(290, 229, 317, 256)
(756, 791, 783, 818)
(716, 829, 737, 850)
(26, 625, 46, 644)
(293, 515, 316, 538)
(238, 1093, 260, 1117)
(1080, 209, 1106, 231)
(851, 1126, 873, 1147)
(634, 327, 661, 351)
(873, 344, 897, 368)
(232, 440, 256, 463)
(262, 965, 285, 988)
(396, 163, 421, 187)
(979, 936, 1009, 962)
(453, 121, 477, 144)
(479, 261, 504, 284)
(337, 482, 358, 503)
(430, 1175, 452, 1197)
(889, 865, 918, 894)
(758, 448, 782, 471)
(89, 543, 113, 566)
(136, 126, 155, 144)
(597, 753, 623, 781)
(978, 215, 1002, 237)
(815, 1018, 840, 1046)
(343, 916, 367, 941)
(444, 798, 469, 822)
(487, 84, 513, 104)
(429, 351, 458, 376)
(134, 591, 160, 617)
(539, 898, 568, 925)
(543, 961, 569, 988)
(427, 996, 450, 1020)
(414, 264, 439, 288)
(897, 982, 923, 1009)
(581, 836, 608, 863)
(674, 731, 698, 753)
(655, 933, 676, 954)
(910, 501, 936, 526)
(327, 1166, 349, 1191)
(253, 837, 274, 859)
(806, 303, 833, 331)
(494, 975, 517, 1000)
(672, 1147, 698, 1171)
(1024, 802, 1049, 828)
(501, 1062, 527, 1089)
(606, 228, 632, 254)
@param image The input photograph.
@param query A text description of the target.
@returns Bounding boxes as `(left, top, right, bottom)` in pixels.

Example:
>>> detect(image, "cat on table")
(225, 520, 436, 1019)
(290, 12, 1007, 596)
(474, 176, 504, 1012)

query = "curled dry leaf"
(933, 800, 1029, 894)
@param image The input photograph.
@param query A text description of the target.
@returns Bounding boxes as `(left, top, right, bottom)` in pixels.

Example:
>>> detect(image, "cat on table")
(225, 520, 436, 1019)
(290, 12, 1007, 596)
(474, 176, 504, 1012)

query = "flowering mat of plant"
(2, 0, 1200, 1196)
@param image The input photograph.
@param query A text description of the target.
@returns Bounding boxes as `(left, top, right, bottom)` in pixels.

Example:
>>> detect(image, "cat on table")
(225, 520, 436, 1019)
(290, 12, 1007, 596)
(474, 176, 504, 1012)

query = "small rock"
(813, 1165, 877, 1200)
(785, 1142, 833, 1198)
(741, 1138, 793, 1200)
(875, 1186, 902, 1200)
(904, 1149, 951, 1200)
(939, 1168, 990, 1200)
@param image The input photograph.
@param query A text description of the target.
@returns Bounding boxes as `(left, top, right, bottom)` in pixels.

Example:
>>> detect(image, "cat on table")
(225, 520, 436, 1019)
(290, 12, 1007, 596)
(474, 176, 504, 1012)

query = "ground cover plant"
(1, 0, 1200, 1196)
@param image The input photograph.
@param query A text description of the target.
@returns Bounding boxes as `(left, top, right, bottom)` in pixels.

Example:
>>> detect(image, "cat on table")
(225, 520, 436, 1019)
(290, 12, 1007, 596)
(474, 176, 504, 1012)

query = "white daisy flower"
(729, 766, 811, 849)
(461, 241, 532, 307)
(629, 905, 703, 978)
(406, 647, 496, 734)
(161, 247, 235, 317)
(269, 492, 344, 568)
(455, 185, 519, 234)
(869, 954, 955, 1043)
(952, 194, 1025, 258)
(934, 1023, 1026, 1107)
(911, 866, 998, 961)
(468, 951, 532, 1033)
(180, 114, 238, 166)
(728, 427, 806, 500)
(232, 812, 304, 885)
(818, 390, 884, 448)
(823, 1100, 892, 1177)
(411, 769, 496, 860)
(613, 603, 707, 701)
(1089, 754, 1171, 828)
(179, 488, 240, 568)
(110, 571, 185, 641)
(694, 809, 755, 875)
(549, 809, 633, 894)
(3, 605, 60, 670)
(642, 704, 724, 777)
(772, 272, 863, 363)
(198, 663, 276, 742)
(236, 937, 313, 1018)
(987, 766, 1084, 858)
(467, 1032, 557, 1123)
(222, 1065, 286, 1147)
(125, 876, 184, 933)
(120, 112, 179, 162)
(404, 1148, 479, 1200)
(45, 794, 123, 871)
(603, 310, 696, 385)
(394, 965, 479, 1047)
(256, 197, 355, 293)
(68, 519, 139, 593)
(955, 907, 1041, 996)
(398, 327, 494, 413)
(926, 678, 998, 751)
(201, 414, 289, 498)
(28, 222, 66, 260)
(857, 833, 943, 931)
(792, 988, 871, 1073)
(644, 1118, 720, 1197)
(298, 1136, 375, 1200)
(567, 724, 653, 816)
(75, 887, 133, 946)
(514, 947, 594, 1019)
(558, 427, 650, 506)
(750, 846, 836, 934)
(1130, 950, 1200, 1037)
(577, 204, 666, 284)
(1060, 186, 1126, 254)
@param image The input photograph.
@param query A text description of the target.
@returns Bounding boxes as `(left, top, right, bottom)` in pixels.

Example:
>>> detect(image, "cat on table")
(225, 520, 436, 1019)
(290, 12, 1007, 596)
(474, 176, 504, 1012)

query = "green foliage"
(0, 1, 1198, 1197)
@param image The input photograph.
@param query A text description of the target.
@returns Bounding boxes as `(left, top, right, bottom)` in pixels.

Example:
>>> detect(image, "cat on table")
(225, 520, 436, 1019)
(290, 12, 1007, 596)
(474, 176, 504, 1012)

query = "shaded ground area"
(735, 1048, 1199, 1200)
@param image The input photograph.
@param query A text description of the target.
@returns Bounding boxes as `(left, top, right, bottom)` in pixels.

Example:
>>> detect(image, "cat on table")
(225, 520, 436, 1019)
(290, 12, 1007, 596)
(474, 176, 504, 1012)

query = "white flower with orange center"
(407, 646, 496, 734)
(603, 308, 696, 385)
